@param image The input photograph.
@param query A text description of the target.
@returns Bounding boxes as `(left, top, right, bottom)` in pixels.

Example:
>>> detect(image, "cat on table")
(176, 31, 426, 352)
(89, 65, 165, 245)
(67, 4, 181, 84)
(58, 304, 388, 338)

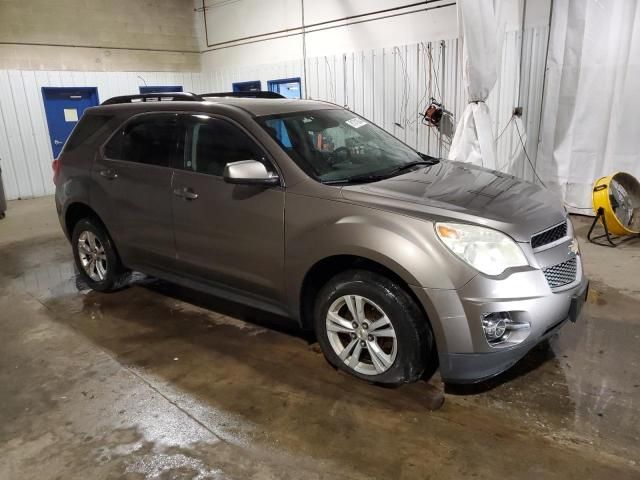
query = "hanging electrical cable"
(494, 115, 515, 144)
(514, 120, 546, 187)
(415, 43, 431, 109)
(406, 42, 438, 131)
(343, 54, 348, 108)
(427, 45, 442, 101)
(324, 56, 336, 102)
(393, 46, 411, 129)
(420, 43, 450, 129)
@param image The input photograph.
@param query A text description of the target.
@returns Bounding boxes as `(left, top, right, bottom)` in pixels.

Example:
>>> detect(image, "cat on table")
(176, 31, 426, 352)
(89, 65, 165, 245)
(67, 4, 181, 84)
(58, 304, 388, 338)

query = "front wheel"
(71, 218, 130, 292)
(313, 269, 434, 385)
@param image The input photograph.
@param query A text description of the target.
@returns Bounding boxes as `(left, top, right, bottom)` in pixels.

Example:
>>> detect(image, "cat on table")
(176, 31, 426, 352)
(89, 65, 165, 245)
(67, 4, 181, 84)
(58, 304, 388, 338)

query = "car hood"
(339, 160, 566, 242)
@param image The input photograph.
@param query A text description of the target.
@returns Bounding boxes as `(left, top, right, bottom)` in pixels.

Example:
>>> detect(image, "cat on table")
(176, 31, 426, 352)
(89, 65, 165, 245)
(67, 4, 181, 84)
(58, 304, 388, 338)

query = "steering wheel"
(328, 146, 352, 166)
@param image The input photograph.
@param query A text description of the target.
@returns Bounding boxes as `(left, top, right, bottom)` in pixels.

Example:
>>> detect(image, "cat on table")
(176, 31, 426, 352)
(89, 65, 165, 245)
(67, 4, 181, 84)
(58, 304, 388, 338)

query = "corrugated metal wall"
(214, 26, 548, 180)
(0, 71, 218, 200)
(303, 41, 464, 160)
(0, 27, 547, 201)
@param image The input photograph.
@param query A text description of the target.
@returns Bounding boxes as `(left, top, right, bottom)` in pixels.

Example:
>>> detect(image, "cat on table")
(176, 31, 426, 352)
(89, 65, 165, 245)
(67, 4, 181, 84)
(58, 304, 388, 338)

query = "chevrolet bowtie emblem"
(569, 239, 580, 255)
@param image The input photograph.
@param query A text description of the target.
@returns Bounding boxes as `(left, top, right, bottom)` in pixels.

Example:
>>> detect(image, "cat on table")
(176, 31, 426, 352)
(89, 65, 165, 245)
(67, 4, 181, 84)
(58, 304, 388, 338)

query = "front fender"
(284, 194, 477, 319)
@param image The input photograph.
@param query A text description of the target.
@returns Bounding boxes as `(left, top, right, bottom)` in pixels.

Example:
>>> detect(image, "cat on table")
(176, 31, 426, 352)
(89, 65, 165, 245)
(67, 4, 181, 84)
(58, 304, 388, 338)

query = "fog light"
(481, 312, 531, 346)
(482, 312, 510, 342)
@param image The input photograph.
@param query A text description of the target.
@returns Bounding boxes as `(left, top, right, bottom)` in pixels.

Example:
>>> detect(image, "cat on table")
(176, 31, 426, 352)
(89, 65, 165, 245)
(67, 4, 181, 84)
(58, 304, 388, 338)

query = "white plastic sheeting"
(537, 0, 640, 212)
(448, 0, 500, 168)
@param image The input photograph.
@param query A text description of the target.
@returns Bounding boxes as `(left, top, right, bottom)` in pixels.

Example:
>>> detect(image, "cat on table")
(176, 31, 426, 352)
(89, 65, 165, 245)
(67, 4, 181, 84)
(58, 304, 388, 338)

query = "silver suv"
(54, 92, 589, 385)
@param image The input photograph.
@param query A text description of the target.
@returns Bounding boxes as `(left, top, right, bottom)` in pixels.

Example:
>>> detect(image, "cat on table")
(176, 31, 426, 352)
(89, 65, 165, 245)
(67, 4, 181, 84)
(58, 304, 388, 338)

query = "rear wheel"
(313, 269, 434, 385)
(71, 218, 130, 292)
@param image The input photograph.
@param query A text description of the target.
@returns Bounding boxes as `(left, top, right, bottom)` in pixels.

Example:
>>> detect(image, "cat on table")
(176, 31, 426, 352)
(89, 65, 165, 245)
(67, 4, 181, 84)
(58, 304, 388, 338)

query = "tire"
(71, 218, 130, 292)
(313, 269, 434, 385)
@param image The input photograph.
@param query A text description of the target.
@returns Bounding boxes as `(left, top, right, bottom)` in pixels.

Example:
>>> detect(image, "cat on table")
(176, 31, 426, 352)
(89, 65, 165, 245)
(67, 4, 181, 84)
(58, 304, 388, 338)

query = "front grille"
(531, 221, 568, 249)
(543, 257, 577, 289)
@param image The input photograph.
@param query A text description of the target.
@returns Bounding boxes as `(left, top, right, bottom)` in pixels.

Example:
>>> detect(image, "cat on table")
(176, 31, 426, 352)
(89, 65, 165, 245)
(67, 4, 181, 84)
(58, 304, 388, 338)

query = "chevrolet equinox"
(54, 92, 589, 385)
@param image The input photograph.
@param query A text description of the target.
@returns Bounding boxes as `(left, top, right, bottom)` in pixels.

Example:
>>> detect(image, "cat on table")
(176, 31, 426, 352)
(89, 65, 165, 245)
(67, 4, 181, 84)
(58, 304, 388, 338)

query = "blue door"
(232, 80, 261, 93)
(42, 87, 99, 158)
(268, 78, 301, 99)
(139, 85, 183, 93)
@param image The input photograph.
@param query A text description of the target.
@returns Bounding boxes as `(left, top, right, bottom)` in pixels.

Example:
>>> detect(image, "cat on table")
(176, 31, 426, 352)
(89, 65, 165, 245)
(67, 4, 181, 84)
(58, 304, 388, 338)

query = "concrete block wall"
(0, 0, 200, 71)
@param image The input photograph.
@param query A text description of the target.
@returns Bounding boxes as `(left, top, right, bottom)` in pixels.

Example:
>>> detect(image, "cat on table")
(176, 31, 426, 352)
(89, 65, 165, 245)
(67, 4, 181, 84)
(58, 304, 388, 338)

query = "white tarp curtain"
(537, 0, 640, 212)
(448, 0, 500, 168)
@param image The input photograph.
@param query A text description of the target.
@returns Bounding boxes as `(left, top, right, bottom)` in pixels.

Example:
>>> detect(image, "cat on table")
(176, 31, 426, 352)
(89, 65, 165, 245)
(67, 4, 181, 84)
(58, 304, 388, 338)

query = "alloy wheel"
(325, 295, 398, 375)
(77, 230, 108, 282)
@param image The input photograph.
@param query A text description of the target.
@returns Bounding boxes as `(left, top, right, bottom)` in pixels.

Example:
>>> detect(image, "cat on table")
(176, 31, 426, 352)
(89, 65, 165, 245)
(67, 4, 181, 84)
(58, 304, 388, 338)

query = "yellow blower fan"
(588, 172, 640, 246)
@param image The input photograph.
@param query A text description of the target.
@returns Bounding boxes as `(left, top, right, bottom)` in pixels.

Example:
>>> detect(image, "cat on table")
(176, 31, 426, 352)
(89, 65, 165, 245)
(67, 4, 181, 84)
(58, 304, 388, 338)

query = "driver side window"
(182, 115, 273, 177)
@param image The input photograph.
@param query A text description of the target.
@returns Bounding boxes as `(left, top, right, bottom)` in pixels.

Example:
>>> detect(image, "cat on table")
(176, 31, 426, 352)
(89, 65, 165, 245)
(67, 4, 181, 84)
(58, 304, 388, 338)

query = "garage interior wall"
(0, 0, 201, 201)
(198, 0, 550, 179)
(0, 71, 219, 200)
(197, 0, 460, 68)
(0, 0, 200, 71)
(208, 28, 545, 164)
(0, 0, 552, 201)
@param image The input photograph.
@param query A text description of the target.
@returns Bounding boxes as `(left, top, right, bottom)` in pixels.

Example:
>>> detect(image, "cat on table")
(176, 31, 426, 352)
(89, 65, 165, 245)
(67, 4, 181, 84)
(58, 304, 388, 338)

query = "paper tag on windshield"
(345, 117, 367, 128)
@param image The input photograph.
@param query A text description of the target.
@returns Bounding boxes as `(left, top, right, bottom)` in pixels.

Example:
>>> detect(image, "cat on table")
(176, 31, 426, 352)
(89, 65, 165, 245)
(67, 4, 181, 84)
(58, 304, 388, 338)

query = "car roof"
(91, 96, 339, 118)
(200, 97, 338, 116)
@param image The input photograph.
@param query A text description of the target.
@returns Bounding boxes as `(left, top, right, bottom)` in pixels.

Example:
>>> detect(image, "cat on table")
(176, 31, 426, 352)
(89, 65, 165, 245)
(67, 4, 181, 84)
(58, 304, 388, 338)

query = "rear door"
(171, 113, 285, 301)
(92, 113, 183, 269)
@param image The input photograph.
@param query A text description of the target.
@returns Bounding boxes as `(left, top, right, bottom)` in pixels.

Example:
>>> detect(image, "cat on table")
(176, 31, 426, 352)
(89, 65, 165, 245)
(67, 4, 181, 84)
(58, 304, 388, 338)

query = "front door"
(42, 87, 99, 158)
(93, 113, 183, 268)
(171, 114, 285, 301)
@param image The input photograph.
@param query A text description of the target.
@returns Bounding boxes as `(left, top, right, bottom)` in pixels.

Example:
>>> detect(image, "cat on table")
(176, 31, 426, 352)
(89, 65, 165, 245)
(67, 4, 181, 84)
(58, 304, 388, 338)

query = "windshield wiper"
(322, 173, 390, 185)
(391, 158, 440, 174)
(322, 157, 440, 185)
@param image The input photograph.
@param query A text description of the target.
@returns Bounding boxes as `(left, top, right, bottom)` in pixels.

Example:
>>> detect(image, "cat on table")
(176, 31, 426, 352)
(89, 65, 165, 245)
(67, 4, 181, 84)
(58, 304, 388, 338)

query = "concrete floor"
(1, 196, 639, 480)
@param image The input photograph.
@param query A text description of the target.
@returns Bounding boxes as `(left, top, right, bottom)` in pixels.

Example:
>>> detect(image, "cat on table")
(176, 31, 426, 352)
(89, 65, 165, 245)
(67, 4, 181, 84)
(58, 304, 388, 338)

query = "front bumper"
(440, 280, 588, 383)
(412, 257, 589, 384)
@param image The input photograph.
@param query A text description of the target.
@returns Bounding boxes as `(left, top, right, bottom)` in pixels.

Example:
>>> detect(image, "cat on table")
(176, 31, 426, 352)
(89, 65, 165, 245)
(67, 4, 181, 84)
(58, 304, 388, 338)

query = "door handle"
(173, 187, 198, 200)
(183, 189, 199, 200)
(99, 168, 118, 180)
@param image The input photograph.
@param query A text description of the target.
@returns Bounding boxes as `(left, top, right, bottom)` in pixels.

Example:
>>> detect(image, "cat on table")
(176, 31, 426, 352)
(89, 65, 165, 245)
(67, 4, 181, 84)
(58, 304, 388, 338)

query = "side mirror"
(223, 160, 280, 186)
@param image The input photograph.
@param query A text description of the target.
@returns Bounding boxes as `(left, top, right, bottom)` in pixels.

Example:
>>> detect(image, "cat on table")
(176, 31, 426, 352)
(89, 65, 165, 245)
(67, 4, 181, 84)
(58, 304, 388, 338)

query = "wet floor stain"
(1, 232, 640, 479)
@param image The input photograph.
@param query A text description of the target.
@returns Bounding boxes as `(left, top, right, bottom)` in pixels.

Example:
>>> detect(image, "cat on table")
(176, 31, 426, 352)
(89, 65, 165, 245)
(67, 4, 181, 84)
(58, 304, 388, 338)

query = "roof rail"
(202, 91, 285, 99)
(101, 92, 204, 105)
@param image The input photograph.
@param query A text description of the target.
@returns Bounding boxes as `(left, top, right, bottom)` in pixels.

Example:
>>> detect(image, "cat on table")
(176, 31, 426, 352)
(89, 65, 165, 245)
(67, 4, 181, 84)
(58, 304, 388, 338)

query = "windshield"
(256, 109, 437, 184)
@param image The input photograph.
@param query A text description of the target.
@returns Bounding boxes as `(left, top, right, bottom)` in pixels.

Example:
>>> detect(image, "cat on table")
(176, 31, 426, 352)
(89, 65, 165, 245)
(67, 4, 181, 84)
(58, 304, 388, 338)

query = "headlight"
(435, 223, 528, 276)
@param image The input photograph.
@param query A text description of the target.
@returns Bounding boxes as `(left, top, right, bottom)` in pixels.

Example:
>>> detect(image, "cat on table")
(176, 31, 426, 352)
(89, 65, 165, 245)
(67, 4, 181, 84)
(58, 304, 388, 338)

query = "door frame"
(232, 80, 262, 92)
(267, 77, 302, 98)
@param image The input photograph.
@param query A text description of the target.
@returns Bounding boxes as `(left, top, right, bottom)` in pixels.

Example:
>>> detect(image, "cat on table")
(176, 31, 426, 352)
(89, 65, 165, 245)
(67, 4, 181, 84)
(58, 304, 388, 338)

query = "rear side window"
(181, 115, 272, 176)
(63, 113, 113, 153)
(104, 113, 182, 167)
